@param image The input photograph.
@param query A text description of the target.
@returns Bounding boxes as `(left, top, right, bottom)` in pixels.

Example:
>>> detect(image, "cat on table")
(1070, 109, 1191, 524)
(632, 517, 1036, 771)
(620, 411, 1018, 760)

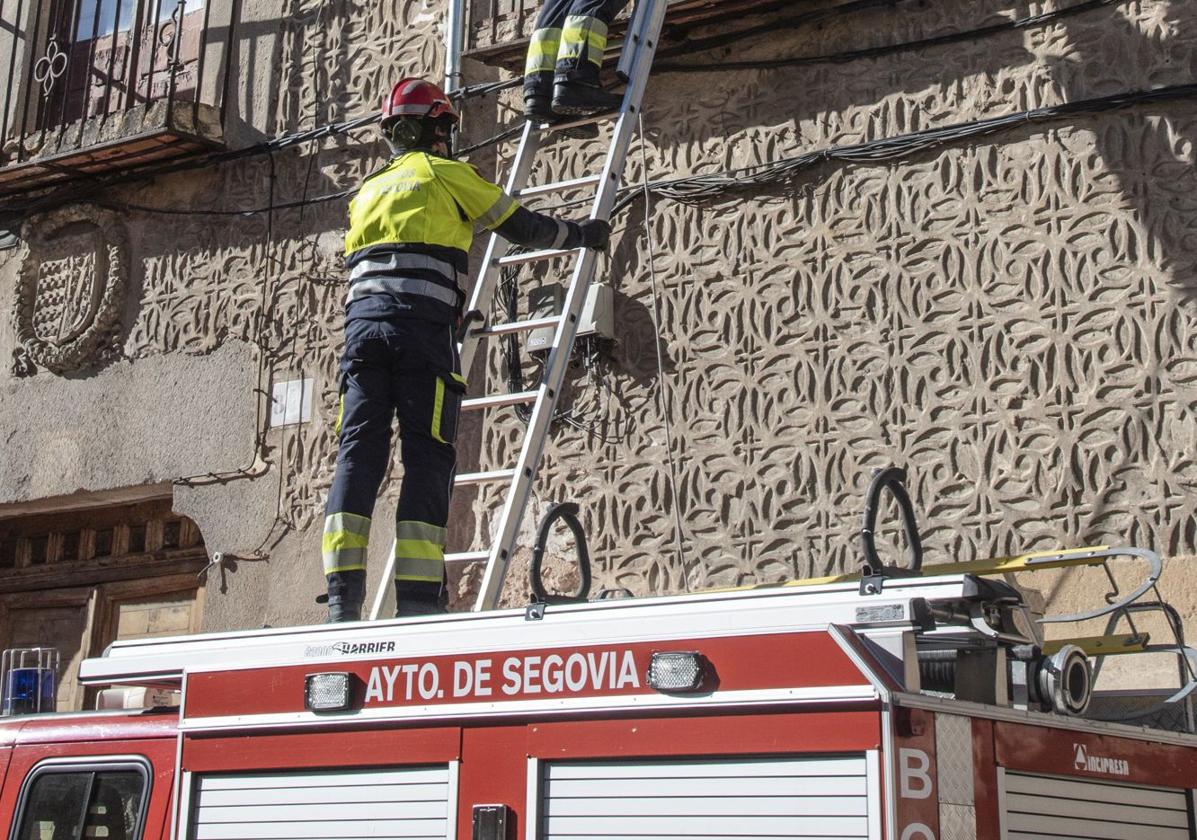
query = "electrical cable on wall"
(175, 152, 280, 499)
(452, 77, 522, 101)
(636, 112, 690, 592)
(4, 116, 376, 217)
(94, 82, 1197, 220)
(606, 81, 1197, 214)
(654, 0, 915, 61)
(457, 124, 526, 157)
(4, 0, 1126, 219)
(496, 250, 611, 433)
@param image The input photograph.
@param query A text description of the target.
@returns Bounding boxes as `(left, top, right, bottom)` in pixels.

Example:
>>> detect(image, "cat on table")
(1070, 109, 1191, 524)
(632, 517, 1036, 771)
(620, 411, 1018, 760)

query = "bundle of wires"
(607, 83, 1197, 216)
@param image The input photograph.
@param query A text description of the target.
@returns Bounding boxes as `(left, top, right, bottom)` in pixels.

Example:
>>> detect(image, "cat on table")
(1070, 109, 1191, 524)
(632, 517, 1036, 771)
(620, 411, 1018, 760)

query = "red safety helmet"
(381, 78, 459, 127)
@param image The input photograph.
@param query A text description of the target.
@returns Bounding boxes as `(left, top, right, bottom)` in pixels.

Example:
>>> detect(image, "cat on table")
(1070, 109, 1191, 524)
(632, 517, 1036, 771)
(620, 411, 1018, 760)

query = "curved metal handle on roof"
(1033, 546, 1162, 624)
(1086, 645, 1197, 723)
(1085, 598, 1197, 718)
(1163, 648, 1197, 705)
(860, 466, 923, 575)
(529, 502, 592, 605)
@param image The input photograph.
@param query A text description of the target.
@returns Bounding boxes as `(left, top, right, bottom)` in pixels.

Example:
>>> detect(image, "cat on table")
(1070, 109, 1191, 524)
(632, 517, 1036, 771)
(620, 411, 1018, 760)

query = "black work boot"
(326, 570, 365, 623)
(552, 81, 624, 116)
(524, 93, 555, 124)
(526, 92, 598, 140)
(395, 579, 448, 618)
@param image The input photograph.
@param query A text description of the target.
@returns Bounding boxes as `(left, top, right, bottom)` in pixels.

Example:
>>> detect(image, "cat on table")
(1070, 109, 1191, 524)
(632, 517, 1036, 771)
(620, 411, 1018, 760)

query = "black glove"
(577, 219, 611, 251)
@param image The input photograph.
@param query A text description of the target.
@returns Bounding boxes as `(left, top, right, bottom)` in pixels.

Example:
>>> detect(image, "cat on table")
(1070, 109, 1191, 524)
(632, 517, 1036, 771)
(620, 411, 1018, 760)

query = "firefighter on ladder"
(322, 78, 610, 623)
(524, 0, 631, 123)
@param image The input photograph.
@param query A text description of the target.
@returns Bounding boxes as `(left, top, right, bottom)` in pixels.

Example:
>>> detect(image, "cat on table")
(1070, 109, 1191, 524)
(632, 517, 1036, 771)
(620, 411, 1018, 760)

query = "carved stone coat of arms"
(12, 205, 128, 376)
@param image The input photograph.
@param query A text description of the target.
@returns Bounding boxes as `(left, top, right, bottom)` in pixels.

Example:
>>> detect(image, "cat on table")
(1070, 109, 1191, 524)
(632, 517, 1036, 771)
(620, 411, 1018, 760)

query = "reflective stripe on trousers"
(525, 27, 562, 75)
(394, 520, 447, 582)
(322, 512, 371, 574)
(559, 15, 608, 67)
(523, 0, 630, 95)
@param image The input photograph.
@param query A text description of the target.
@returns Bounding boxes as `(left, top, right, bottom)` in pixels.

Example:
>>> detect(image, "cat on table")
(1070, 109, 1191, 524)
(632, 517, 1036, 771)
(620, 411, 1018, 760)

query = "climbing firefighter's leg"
(523, 0, 572, 120)
(552, 0, 629, 115)
(322, 323, 395, 623)
(392, 324, 464, 617)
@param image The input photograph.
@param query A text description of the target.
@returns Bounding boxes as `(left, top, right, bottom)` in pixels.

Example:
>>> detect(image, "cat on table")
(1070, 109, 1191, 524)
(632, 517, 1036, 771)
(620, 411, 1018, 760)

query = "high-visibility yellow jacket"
(344, 151, 521, 322)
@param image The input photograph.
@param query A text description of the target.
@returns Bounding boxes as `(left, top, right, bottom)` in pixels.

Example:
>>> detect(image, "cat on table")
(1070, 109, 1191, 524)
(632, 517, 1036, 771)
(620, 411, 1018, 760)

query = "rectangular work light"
(304, 672, 352, 712)
(647, 651, 708, 692)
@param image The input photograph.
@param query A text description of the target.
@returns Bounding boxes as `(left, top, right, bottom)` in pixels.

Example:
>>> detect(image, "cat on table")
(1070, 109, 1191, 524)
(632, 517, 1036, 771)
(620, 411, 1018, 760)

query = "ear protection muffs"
(387, 117, 423, 151)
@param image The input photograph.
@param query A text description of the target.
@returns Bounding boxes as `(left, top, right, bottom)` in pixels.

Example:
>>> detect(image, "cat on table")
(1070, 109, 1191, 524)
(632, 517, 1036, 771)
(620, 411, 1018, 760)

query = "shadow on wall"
(586, 0, 1197, 576)
(506, 284, 678, 452)
(217, 0, 356, 140)
(1050, 0, 1197, 299)
(643, 0, 1042, 149)
(1037, 0, 1197, 600)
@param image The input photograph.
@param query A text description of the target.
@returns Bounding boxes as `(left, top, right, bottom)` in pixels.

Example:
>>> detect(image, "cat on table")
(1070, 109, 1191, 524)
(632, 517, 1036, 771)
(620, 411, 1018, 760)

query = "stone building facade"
(0, 0, 1195, 711)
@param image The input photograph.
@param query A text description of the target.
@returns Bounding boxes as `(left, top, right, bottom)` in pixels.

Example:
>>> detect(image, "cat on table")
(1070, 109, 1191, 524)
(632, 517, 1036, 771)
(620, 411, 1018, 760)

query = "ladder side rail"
(616, 0, 652, 81)
(471, 2, 667, 612)
(470, 248, 601, 611)
(460, 121, 545, 375)
(595, 0, 665, 219)
(368, 549, 393, 619)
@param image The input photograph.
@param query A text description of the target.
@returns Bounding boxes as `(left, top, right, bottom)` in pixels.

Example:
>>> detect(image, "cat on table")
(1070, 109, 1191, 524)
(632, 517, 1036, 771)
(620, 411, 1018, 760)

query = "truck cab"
(0, 711, 177, 840)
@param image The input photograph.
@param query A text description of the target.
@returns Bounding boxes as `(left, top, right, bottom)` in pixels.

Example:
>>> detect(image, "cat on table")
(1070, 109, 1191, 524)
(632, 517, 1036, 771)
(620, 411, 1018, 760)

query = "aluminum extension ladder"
(370, 0, 668, 618)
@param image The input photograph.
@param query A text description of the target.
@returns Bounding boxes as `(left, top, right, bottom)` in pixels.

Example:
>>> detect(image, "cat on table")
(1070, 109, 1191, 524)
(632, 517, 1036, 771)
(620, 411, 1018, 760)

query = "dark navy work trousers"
(523, 0, 631, 98)
(322, 317, 463, 599)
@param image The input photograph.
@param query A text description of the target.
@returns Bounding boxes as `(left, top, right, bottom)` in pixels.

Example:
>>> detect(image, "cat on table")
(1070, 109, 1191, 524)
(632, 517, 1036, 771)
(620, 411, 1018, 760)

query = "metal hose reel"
(1035, 644, 1093, 716)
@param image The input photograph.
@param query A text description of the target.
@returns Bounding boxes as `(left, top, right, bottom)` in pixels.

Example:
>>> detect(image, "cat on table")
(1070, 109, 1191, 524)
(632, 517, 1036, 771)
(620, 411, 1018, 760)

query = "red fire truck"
(0, 534, 1194, 840)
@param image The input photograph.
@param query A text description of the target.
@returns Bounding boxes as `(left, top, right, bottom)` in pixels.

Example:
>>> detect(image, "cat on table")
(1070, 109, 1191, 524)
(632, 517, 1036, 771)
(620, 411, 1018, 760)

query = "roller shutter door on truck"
(540, 754, 877, 840)
(999, 769, 1193, 840)
(188, 765, 454, 840)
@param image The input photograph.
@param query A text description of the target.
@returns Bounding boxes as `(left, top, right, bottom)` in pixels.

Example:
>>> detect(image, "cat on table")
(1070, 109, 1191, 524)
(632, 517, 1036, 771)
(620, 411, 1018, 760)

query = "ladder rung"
(475, 316, 561, 337)
(496, 248, 578, 267)
(549, 109, 620, 133)
(445, 550, 491, 564)
(516, 174, 602, 198)
(461, 390, 538, 411)
(455, 469, 516, 487)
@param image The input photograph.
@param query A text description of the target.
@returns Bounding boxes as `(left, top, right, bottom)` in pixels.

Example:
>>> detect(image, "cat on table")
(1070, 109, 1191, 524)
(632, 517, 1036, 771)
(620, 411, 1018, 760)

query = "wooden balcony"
(0, 0, 234, 197)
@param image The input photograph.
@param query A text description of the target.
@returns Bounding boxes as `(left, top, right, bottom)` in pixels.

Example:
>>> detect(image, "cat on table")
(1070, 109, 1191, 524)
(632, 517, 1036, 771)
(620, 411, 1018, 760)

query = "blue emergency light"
(0, 648, 58, 716)
(2, 667, 56, 715)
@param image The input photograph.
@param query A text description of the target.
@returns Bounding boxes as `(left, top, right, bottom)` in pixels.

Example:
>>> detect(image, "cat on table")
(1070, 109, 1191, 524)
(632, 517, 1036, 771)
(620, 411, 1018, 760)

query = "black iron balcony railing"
(0, 0, 234, 193)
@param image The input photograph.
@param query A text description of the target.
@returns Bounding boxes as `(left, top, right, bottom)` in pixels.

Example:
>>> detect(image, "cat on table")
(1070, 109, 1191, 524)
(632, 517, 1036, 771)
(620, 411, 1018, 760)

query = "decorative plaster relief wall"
(460, 0, 1197, 600)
